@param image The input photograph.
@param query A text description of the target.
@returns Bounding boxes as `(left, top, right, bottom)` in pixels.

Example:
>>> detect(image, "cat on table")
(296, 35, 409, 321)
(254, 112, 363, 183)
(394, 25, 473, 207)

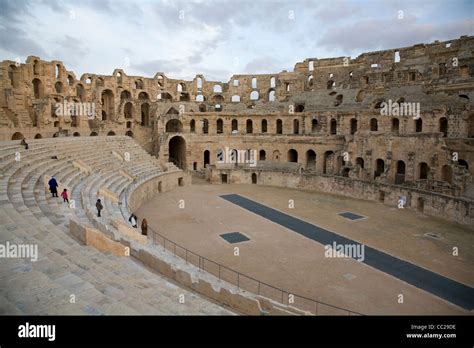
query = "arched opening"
(370, 118, 378, 131)
(251, 173, 257, 184)
(268, 89, 276, 102)
(124, 102, 133, 119)
(213, 85, 222, 93)
(392, 118, 400, 134)
(107, 131, 116, 136)
(327, 80, 335, 89)
(12, 132, 24, 140)
(439, 117, 448, 137)
(323, 151, 334, 174)
(250, 91, 259, 101)
(193, 162, 197, 171)
(216, 118, 223, 134)
(177, 83, 185, 92)
(246, 119, 253, 134)
(169, 136, 187, 169)
(374, 159, 385, 178)
(350, 118, 358, 135)
(259, 150, 266, 161)
(295, 104, 305, 113)
(458, 159, 469, 169)
(135, 80, 143, 89)
(34, 133, 42, 139)
(287, 149, 298, 163)
(330, 119, 337, 135)
(90, 132, 98, 136)
(276, 119, 283, 134)
(126, 121, 132, 128)
(356, 157, 364, 168)
(8, 65, 19, 88)
(203, 150, 210, 167)
(141, 103, 149, 126)
(71, 86, 83, 104)
(202, 119, 209, 134)
(101, 111, 107, 121)
(418, 162, 429, 179)
(190, 119, 196, 133)
(73, 132, 80, 137)
(158, 92, 173, 101)
(121, 90, 131, 100)
(293, 119, 299, 134)
(165, 119, 183, 133)
(441, 165, 453, 184)
(126, 131, 133, 138)
(415, 118, 422, 133)
(270, 76, 276, 88)
(395, 160, 406, 184)
(259, 119, 267, 133)
(33, 60, 39, 74)
(334, 94, 343, 107)
(312, 119, 318, 133)
(101, 89, 114, 121)
(167, 107, 179, 116)
(138, 92, 149, 100)
(231, 119, 238, 132)
(306, 150, 316, 170)
(32, 78, 43, 99)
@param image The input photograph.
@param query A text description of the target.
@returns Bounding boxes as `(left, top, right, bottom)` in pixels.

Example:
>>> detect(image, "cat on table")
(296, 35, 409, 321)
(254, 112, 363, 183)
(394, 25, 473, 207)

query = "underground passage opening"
(168, 136, 187, 170)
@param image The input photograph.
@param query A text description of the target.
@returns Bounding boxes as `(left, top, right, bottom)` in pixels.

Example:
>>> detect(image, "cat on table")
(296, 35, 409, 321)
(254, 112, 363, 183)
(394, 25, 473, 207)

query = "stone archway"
(169, 136, 187, 170)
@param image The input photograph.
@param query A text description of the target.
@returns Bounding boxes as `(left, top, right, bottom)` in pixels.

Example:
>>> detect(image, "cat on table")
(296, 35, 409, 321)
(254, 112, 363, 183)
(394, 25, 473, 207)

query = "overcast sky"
(1, 0, 473, 82)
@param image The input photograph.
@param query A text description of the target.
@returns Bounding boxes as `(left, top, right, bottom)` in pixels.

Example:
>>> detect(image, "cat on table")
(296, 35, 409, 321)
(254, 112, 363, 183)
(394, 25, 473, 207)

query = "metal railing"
(149, 226, 363, 316)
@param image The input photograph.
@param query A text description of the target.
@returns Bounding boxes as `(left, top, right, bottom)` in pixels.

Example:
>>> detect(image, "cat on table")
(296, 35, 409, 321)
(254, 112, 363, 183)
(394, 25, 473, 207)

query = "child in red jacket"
(61, 188, 69, 203)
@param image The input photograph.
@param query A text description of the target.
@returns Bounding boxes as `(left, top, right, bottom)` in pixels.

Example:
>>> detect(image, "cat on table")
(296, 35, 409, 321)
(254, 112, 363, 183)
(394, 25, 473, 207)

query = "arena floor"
(137, 180, 474, 315)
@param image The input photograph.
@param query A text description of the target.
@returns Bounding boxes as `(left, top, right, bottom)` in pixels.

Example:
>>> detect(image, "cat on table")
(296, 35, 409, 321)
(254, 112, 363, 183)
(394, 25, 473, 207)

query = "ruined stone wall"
(1, 35, 473, 203)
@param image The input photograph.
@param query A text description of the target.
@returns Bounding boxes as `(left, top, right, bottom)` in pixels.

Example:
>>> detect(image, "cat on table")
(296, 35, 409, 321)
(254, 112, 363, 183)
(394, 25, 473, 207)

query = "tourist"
(141, 218, 148, 236)
(20, 138, 29, 150)
(61, 188, 69, 203)
(96, 199, 103, 217)
(48, 176, 58, 197)
(129, 213, 138, 228)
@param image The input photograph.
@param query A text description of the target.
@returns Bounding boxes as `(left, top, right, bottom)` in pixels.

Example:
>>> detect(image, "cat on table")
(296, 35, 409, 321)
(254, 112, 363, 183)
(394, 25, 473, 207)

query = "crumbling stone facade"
(1, 35, 473, 216)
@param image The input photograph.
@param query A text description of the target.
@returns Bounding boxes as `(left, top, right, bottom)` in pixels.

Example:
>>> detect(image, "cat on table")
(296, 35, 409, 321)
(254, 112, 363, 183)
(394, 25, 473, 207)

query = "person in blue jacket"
(48, 176, 58, 197)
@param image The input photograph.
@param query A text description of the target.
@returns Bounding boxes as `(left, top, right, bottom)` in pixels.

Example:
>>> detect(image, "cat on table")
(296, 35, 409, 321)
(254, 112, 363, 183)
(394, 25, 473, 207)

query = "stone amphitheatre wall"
(1, 35, 473, 220)
(208, 167, 474, 225)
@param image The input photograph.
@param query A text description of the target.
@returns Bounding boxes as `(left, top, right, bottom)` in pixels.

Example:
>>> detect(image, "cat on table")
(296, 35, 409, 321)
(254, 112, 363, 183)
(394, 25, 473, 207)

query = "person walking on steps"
(61, 188, 69, 203)
(141, 218, 148, 236)
(96, 199, 103, 217)
(48, 176, 58, 197)
(129, 213, 138, 228)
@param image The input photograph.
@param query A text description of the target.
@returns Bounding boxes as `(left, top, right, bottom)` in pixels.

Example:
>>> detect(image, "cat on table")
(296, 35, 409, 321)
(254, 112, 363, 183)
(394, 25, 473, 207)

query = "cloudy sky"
(1, 0, 473, 82)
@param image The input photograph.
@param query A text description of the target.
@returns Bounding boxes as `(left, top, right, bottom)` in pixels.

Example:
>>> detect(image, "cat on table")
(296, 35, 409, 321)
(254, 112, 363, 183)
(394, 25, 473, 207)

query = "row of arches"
(11, 131, 134, 140)
(168, 116, 450, 137)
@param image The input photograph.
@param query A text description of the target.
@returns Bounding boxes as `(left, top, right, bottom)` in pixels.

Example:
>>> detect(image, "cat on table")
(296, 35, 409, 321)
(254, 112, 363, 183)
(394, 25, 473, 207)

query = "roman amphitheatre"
(1, 35, 473, 316)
